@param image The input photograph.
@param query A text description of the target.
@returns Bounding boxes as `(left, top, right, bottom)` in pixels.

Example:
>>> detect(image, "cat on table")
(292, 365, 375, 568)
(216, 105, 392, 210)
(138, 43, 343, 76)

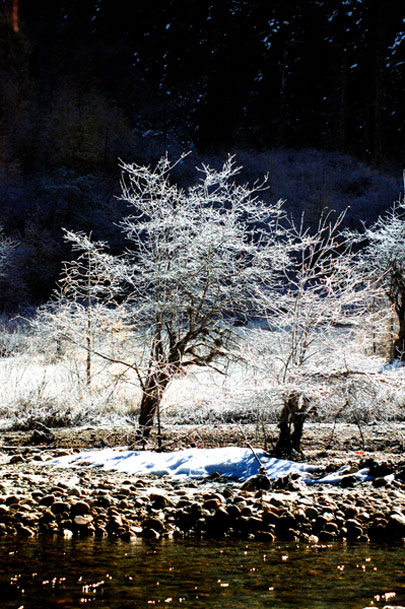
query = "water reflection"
(0, 537, 404, 608)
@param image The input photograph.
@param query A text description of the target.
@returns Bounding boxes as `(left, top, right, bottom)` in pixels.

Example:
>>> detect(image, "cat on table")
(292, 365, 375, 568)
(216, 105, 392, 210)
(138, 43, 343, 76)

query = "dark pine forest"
(0, 0, 404, 310)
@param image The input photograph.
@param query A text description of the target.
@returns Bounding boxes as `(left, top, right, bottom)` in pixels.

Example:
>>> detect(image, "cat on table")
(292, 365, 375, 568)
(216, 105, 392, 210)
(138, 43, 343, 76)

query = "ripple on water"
(0, 537, 404, 609)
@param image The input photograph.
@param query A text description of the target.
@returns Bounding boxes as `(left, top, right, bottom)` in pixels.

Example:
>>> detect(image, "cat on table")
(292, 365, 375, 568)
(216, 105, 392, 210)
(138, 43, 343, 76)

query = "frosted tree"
(0, 228, 18, 353)
(355, 187, 405, 361)
(34, 231, 122, 386)
(248, 210, 381, 455)
(0, 227, 17, 312)
(58, 231, 120, 385)
(52, 155, 286, 439)
(0, 228, 15, 274)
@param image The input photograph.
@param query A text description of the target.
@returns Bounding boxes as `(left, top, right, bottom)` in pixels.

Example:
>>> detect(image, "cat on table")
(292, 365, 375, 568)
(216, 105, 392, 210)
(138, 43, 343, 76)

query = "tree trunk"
(393, 310, 405, 361)
(274, 394, 309, 457)
(391, 295, 405, 362)
(137, 370, 170, 439)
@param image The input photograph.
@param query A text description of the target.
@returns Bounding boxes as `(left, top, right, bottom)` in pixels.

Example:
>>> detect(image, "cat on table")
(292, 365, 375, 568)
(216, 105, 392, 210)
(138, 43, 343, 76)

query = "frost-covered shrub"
(353, 195, 405, 362)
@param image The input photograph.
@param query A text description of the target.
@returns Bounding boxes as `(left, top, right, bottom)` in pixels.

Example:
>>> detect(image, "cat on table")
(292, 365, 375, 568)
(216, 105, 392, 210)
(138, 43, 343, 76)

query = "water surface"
(1, 537, 404, 609)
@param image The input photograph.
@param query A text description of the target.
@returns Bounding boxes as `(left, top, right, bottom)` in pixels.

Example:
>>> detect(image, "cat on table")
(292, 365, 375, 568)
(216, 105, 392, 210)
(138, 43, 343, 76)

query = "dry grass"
(0, 324, 404, 434)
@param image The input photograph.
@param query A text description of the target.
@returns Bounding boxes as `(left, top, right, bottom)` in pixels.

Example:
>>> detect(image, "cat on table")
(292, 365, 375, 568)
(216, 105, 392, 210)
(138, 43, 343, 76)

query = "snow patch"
(51, 447, 371, 485)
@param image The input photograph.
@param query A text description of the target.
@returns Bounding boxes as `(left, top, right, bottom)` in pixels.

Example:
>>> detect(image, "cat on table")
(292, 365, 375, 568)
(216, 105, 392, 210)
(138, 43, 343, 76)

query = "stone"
(346, 518, 363, 529)
(95, 526, 107, 538)
(141, 527, 160, 539)
(9, 455, 25, 464)
(0, 505, 9, 517)
(262, 509, 279, 525)
(340, 475, 358, 488)
(141, 517, 164, 532)
(345, 506, 358, 519)
(39, 495, 56, 506)
(70, 501, 91, 516)
(319, 530, 336, 541)
(39, 509, 55, 524)
(227, 504, 241, 520)
(386, 513, 405, 537)
(203, 498, 221, 511)
(29, 430, 55, 445)
(149, 493, 173, 508)
(5, 495, 19, 506)
(51, 501, 70, 515)
(246, 516, 263, 534)
(372, 477, 389, 488)
(254, 530, 275, 542)
(241, 474, 271, 491)
(213, 505, 229, 522)
(175, 509, 198, 532)
(74, 514, 94, 527)
(324, 522, 339, 534)
(272, 473, 302, 491)
(276, 513, 297, 536)
(367, 462, 394, 478)
(15, 524, 34, 537)
(95, 494, 112, 507)
(305, 506, 319, 520)
(345, 518, 363, 539)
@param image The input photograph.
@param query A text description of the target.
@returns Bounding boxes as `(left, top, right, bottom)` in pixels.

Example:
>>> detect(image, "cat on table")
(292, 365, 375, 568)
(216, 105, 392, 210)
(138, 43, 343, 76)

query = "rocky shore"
(1, 444, 405, 544)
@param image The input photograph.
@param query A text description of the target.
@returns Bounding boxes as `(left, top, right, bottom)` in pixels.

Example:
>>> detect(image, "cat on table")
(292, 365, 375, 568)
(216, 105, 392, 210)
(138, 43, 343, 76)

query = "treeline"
(0, 1, 403, 309)
(2, 0, 403, 168)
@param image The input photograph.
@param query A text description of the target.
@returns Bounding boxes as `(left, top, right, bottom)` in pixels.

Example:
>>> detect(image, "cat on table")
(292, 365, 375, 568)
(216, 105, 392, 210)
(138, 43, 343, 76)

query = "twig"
(237, 423, 264, 469)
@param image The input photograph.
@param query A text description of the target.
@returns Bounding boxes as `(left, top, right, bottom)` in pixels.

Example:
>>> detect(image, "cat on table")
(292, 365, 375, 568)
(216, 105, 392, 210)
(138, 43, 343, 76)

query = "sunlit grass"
(0, 324, 404, 431)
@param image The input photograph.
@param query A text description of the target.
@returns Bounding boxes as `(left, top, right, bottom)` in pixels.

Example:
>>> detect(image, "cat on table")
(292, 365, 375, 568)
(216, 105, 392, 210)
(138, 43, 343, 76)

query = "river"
(1, 537, 404, 608)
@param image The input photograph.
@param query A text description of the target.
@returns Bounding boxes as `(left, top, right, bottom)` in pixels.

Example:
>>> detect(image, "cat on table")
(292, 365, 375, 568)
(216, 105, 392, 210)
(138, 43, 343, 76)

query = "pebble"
(0, 449, 404, 543)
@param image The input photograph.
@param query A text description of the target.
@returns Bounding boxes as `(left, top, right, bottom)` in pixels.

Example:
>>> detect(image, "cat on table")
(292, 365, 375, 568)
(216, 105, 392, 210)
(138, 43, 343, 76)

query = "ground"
(1, 421, 404, 456)
(0, 422, 404, 543)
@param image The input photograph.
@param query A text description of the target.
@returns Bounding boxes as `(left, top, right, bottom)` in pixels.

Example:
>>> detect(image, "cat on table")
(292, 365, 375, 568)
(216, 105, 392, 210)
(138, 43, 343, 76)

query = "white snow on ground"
(51, 447, 372, 485)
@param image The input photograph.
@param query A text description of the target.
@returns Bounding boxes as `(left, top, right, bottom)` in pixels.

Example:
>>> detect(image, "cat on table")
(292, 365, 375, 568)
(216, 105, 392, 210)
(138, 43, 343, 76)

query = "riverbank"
(2, 421, 405, 453)
(0, 423, 404, 544)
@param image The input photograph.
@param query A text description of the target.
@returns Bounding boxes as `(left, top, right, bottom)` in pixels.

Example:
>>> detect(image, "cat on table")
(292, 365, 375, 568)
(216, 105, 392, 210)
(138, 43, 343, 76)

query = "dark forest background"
(0, 0, 404, 311)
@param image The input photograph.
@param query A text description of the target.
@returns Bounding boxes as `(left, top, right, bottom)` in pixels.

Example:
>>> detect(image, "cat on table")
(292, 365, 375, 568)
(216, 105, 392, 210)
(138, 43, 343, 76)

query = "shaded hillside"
(0, 1, 403, 309)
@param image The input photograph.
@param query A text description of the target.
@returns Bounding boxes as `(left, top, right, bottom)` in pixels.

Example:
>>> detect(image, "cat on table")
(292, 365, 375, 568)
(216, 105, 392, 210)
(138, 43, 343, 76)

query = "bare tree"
(46, 155, 286, 439)
(248, 210, 381, 456)
(33, 231, 121, 386)
(354, 187, 405, 361)
(57, 231, 122, 385)
(0, 226, 17, 313)
(0, 228, 15, 274)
